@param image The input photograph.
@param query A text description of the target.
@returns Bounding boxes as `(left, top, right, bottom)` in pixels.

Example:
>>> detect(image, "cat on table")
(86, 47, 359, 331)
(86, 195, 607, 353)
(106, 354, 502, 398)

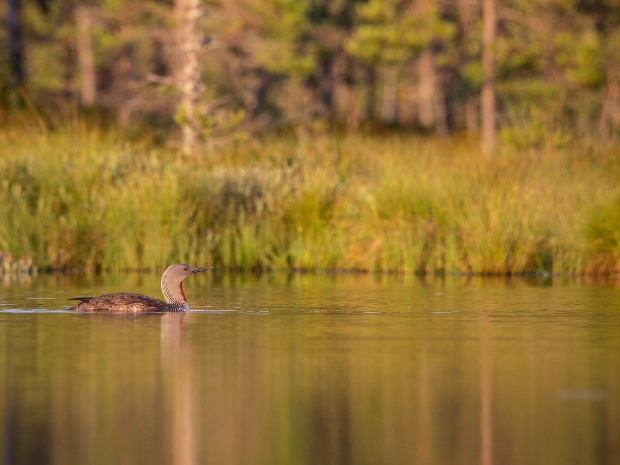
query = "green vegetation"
(2, 0, 619, 277)
(2, 0, 620, 143)
(1, 122, 619, 275)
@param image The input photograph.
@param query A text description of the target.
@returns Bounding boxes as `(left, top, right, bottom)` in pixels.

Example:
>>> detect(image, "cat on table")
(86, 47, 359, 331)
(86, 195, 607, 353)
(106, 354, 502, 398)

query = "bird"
(69, 264, 212, 312)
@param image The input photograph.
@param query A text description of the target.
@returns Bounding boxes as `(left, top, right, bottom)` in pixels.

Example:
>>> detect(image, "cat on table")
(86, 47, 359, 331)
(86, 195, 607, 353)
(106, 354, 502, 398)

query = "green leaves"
(348, 0, 452, 66)
(568, 33, 606, 88)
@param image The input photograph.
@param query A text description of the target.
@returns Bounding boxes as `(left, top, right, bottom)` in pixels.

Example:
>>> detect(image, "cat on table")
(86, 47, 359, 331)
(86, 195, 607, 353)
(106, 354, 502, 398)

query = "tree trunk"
(417, 50, 447, 134)
(465, 97, 479, 133)
(152, 39, 169, 77)
(599, 73, 619, 145)
(117, 20, 134, 127)
(481, 0, 497, 157)
(62, 39, 76, 100)
(459, 0, 479, 134)
(381, 66, 398, 125)
(251, 68, 270, 119)
(343, 82, 359, 133)
(8, 0, 25, 89)
(342, 54, 358, 133)
(364, 65, 377, 122)
(417, 52, 433, 129)
(458, 0, 474, 29)
(435, 72, 449, 136)
(75, 6, 97, 107)
(62, 0, 75, 100)
(319, 53, 336, 120)
(175, 0, 202, 155)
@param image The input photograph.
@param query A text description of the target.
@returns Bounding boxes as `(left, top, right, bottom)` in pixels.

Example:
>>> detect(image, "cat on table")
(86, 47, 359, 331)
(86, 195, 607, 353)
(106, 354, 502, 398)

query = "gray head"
(161, 263, 212, 305)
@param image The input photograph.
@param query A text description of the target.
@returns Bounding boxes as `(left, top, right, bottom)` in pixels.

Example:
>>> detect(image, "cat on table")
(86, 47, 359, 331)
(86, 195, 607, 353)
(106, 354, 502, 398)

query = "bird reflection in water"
(160, 313, 197, 465)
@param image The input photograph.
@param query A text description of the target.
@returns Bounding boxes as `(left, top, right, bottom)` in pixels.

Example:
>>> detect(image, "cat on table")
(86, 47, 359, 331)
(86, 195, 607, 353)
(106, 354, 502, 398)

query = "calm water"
(1, 272, 619, 465)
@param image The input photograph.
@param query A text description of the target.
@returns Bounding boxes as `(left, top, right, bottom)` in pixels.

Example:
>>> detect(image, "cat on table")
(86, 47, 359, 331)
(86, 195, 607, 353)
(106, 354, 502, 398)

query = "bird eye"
(184, 267, 188, 271)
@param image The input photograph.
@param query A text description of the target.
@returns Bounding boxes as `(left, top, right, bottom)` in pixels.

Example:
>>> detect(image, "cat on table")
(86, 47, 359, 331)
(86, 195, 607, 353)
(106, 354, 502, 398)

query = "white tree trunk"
(417, 50, 447, 135)
(175, 0, 202, 155)
(481, 0, 496, 156)
(418, 51, 435, 130)
(75, 6, 96, 107)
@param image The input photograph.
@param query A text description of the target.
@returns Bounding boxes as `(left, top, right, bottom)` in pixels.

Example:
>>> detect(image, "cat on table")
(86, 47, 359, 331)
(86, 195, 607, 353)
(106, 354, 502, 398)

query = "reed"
(1, 122, 619, 274)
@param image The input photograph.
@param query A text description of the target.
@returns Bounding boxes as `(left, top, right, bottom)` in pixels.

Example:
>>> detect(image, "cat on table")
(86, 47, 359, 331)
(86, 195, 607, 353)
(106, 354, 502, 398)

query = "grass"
(1, 120, 619, 274)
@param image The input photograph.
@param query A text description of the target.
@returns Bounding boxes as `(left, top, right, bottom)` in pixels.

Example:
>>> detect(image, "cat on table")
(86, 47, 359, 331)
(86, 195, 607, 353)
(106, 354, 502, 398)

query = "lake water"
(1, 272, 619, 465)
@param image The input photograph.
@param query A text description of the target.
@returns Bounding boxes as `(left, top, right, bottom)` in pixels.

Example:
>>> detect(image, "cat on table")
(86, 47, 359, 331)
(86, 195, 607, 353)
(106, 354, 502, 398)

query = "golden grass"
(1, 122, 619, 274)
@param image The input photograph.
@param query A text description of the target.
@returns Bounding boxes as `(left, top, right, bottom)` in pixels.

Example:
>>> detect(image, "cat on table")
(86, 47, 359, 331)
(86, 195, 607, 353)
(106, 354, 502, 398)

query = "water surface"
(1, 272, 619, 465)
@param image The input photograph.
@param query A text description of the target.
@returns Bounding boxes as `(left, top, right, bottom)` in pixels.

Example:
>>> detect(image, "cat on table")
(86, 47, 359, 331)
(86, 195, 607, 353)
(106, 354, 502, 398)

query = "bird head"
(164, 263, 212, 282)
(161, 264, 213, 304)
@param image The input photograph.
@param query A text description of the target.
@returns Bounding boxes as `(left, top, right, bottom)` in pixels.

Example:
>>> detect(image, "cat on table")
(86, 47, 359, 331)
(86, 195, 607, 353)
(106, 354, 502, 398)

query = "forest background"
(1, 0, 620, 275)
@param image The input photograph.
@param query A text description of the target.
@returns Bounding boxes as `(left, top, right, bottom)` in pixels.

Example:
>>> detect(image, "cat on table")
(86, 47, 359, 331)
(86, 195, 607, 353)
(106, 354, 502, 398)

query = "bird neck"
(161, 274, 187, 305)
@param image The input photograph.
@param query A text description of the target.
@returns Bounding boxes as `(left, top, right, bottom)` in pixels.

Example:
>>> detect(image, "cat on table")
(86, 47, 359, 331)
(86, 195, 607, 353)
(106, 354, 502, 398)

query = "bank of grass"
(1, 121, 619, 274)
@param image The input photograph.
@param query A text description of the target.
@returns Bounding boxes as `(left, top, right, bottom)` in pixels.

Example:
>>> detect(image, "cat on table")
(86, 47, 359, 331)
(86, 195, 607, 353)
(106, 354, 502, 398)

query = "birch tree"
(175, 0, 202, 155)
(481, 0, 496, 156)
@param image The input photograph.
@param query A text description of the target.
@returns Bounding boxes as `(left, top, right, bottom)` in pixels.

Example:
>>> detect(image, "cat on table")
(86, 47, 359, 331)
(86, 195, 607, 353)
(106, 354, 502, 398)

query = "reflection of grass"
(1, 122, 619, 274)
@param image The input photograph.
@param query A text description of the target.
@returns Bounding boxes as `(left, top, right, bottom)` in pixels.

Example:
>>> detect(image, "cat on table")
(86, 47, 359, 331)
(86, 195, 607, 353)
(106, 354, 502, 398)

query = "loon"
(69, 264, 212, 312)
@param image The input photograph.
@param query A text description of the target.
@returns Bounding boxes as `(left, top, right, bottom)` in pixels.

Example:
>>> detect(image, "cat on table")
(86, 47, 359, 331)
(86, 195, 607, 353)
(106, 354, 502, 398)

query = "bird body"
(69, 264, 211, 312)
(69, 293, 187, 313)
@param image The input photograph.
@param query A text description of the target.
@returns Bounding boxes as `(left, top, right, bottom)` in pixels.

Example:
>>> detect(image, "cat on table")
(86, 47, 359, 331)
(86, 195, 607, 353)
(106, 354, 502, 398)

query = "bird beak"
(190, 266, 213, 274)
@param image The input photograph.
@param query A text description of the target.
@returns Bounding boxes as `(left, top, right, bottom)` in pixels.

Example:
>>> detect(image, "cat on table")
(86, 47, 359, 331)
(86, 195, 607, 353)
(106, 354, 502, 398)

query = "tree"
(481, 0, 496, 156)
(204, 0, 314, 127)
(8, 0, 25, 90)
(75, 5, 97, 107)
(348, 0, 453, 130)
(574, 0, 620, 142)
(457, 0, 480, 134)
(175, 0, 203, 154)
(2, 0, 620, 142)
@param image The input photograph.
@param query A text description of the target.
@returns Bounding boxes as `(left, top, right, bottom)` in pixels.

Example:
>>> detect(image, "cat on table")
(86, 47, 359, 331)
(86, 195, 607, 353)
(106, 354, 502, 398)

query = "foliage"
(1, 0, 619, 137)
(347, 0, 451, 66)
(586, 197, 620, 273)
(1, 122, 620, 274)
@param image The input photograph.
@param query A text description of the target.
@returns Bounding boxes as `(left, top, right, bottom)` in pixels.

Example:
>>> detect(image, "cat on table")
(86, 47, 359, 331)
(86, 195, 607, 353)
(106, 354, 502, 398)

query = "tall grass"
(1, 121, 619, 274)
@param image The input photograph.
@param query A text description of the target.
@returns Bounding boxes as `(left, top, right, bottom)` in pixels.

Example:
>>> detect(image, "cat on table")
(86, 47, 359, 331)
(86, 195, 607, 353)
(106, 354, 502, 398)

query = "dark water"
(1, 272, 619, 465)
